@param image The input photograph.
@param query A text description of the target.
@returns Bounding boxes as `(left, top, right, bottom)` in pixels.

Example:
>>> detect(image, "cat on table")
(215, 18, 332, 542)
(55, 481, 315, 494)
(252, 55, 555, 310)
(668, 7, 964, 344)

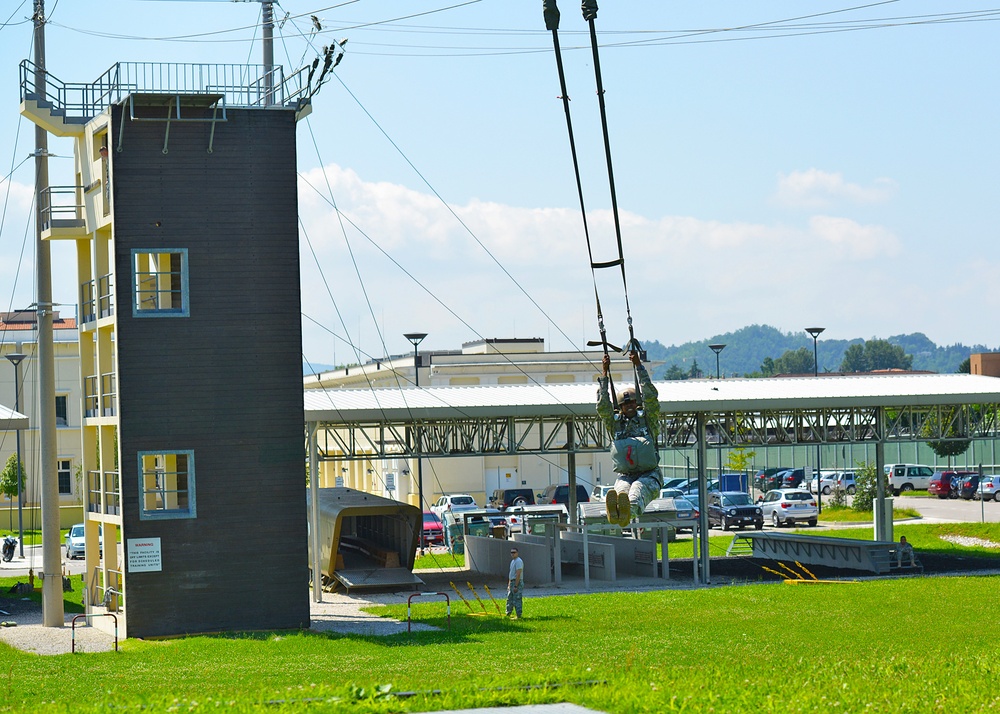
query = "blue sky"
(1, 1, 998, 368)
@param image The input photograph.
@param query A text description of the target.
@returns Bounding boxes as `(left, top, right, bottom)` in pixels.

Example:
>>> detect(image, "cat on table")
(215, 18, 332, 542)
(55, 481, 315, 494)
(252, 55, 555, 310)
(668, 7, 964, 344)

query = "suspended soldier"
(597, 351, 662, 526)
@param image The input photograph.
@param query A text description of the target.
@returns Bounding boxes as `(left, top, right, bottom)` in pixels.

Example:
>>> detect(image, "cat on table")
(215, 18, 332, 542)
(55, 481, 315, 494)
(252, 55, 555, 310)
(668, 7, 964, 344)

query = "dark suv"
(779, 468, 807, 489)
(489, 488, 536, 510)
(754, 468, 787, 492)
(536, 484, 590, 506)
(707, 491, 764, 531)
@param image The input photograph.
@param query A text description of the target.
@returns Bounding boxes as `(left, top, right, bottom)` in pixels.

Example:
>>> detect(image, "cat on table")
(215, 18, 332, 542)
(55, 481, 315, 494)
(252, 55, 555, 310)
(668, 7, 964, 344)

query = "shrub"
(852, 461, 878, 513)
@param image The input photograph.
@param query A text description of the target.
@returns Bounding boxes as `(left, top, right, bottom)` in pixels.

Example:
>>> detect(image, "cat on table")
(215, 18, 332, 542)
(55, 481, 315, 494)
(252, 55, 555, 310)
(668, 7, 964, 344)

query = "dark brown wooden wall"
(109, 103, 309, 638)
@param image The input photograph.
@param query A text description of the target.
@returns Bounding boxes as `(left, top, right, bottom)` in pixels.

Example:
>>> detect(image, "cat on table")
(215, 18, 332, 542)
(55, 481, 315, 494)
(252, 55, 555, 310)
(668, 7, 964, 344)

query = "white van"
(885, 464, 934, 494)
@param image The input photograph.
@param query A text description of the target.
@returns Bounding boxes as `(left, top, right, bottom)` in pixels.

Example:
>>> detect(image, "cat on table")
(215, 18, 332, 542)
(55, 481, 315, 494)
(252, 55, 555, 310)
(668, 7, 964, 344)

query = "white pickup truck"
(885, 464, 934, 494)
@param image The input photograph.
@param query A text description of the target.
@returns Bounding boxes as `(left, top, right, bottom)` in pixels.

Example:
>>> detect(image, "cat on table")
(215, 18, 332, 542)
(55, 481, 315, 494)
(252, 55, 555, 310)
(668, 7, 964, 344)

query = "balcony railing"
(81, 273, 114, 324)
(20, 59, 311, 122)
(84, 371, 117, 417)
(89, 566, 124, 612)
(87, 470, 120, 516)
(101, 372, 117, 417)
(39, 185, 85, 231)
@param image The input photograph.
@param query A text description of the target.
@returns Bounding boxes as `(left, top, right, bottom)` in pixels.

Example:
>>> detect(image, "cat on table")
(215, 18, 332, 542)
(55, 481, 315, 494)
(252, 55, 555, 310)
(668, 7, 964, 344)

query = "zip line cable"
(329, 71, 589, 360)
(284, 15, 602, 384)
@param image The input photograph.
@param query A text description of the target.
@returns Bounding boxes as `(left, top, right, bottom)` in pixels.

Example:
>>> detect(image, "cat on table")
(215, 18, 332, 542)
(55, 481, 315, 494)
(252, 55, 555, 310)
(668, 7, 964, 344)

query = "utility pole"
(262, 1, 274, 105)
(32, 0, 64, 627)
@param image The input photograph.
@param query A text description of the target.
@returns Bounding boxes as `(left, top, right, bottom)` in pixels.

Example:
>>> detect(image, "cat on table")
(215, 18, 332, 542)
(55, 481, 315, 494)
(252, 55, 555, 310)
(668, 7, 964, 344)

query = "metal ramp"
(728, 532, 921, 575)
(726, 536, 755, 557)
(332, 568, 423, 594)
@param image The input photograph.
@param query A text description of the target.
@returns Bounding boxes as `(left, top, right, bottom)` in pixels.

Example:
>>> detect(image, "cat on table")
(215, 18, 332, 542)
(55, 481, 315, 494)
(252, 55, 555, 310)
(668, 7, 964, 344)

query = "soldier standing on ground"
(506, 547, 524, 619)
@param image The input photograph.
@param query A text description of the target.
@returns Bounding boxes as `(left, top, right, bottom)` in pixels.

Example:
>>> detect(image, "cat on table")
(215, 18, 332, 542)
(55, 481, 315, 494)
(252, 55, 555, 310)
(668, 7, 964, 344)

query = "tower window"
(132, 249, 189, 317)
(138, 450, 197, 520)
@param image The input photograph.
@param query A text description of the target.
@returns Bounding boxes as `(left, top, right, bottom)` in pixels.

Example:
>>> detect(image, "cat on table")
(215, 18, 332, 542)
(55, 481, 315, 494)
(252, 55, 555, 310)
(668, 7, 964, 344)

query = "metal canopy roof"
(1, 404, 29, 431)
(305, 373, 1000, 422)
(306, 373, 1000, 460)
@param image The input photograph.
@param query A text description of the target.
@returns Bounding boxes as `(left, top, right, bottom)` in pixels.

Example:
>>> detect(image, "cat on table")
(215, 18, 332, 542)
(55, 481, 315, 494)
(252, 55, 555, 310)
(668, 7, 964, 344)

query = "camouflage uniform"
(506, 555, 524, 617)
(597, 363, 662, 522)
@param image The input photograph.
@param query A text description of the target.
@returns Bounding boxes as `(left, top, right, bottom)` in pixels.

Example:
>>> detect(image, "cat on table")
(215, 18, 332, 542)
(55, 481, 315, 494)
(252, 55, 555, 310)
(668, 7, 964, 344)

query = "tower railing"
(20, 60, 311, 121)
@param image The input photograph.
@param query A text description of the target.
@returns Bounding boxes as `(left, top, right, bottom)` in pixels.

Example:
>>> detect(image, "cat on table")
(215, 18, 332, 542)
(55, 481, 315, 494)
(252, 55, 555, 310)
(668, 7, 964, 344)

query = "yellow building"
(0, 310, 84, 526)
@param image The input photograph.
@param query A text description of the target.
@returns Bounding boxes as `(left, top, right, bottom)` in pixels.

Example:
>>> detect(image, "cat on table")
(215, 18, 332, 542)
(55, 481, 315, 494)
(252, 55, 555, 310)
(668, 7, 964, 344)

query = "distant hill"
(642, 325, 994, 378)
(303, 362, 336, 376)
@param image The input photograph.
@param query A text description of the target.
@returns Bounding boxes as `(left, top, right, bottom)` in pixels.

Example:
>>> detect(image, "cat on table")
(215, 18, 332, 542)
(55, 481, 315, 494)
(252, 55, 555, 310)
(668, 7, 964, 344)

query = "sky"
(1, 1, 998, 369)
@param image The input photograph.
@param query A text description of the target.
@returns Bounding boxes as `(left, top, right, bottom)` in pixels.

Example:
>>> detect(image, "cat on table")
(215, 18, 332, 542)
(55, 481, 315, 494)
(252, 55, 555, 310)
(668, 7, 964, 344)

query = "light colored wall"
(1, 336, 84, 506)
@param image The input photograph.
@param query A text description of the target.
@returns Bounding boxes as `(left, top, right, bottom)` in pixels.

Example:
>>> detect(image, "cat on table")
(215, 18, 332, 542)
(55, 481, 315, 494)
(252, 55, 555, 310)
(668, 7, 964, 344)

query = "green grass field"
(3, 523, 999, 713)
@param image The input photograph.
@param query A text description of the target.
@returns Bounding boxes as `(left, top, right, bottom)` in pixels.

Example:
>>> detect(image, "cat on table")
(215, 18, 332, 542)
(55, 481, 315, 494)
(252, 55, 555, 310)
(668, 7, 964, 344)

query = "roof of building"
(303, 372, 1000, 422)
(0, 310, 77, 331)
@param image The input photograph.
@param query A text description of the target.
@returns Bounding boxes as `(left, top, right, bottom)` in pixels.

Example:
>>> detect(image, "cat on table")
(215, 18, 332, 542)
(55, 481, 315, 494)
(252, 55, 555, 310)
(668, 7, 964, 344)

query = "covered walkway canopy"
(305, 373, 1000, 456)
(304, 372, 1000, 586)
(1, 404, 28, 430)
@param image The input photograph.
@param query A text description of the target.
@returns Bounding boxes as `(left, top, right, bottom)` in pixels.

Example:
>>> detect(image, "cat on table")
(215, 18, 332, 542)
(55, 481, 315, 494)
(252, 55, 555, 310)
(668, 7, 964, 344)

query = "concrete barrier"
(466, 534, 553, 585)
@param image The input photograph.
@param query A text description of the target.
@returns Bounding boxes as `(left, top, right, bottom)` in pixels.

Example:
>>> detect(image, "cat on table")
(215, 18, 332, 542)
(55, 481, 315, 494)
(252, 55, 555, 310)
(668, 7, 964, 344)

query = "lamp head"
(5, 352, 26, 368)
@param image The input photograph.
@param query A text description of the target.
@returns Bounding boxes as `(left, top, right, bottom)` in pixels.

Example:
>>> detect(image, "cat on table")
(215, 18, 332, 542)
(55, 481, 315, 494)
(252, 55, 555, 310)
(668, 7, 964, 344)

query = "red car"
(421, 511, 445, 547)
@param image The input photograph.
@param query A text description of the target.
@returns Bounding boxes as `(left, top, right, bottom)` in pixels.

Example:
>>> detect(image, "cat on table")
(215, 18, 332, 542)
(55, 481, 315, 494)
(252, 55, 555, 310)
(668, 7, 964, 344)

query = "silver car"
(760, 488, 819, 528)
(976, 476, 1000, 501)
(64, 523, 103, 559)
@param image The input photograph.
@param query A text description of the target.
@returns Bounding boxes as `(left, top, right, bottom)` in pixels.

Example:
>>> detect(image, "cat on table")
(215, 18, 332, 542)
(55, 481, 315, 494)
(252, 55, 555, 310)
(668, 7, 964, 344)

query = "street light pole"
(5, 350, 26, 558)
(708, 343, 726, 380)
(806, 327, 825, 513)
(403, 333, 428, 533)
(708, 344, 726, 480)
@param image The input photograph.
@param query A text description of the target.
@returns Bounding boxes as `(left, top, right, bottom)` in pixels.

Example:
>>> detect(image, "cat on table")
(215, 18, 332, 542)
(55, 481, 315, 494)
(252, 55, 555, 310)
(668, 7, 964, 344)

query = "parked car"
(885, 463, 934, 494)
(957, 473, 981, 500)
(707, 491, 763, 531)
(975, 476, 1000, 501)
(591, 485, 615, 501)
(421, 511, 445, 546)
(759, 488, 818, 528)
(489, 488, 535, 510)
(928, 470, 976, 499)
(659, 487, 684, 499)
(64, 523, 102, 560)
(808, 471, 839, 495)
(753, 468, 787, 492)
(836, 471, 857, 495)
(536, 483, 590, 505)
(678, 479, 719, 495)
(662, 477, 689, 490)
(779, 468, 808, 489)
(503, 508, 525, 534)
(430, 494, 478, 520)
(669, 497, 698, 528)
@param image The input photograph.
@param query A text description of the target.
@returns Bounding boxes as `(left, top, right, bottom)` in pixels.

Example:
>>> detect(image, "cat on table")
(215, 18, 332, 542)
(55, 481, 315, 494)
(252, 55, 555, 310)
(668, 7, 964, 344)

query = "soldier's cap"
(619, 389, 636, 404)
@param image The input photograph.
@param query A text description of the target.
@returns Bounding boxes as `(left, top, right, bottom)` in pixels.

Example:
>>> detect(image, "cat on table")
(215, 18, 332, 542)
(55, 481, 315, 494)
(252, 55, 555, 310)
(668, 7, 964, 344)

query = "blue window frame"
(138, 450, 197, 520)
(132, 249, 189, 317)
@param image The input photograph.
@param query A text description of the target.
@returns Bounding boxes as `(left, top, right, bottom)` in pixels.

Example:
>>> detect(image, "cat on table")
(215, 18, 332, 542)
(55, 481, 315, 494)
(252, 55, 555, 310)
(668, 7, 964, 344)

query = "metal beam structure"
(312, 402, 1000, 461)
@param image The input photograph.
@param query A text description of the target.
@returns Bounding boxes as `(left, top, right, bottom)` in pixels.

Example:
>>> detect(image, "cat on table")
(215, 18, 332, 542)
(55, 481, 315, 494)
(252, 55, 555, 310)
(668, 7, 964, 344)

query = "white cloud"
(775, 169, 897, 209)
(296, 163, 918, 362)
(808, 215, 901, 260)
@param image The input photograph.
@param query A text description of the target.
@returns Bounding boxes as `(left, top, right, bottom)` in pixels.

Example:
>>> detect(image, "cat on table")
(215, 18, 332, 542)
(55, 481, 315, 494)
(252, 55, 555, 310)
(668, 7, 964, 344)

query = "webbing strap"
(542, 0, 619, 406)
(543, 0, 642, 403)
(582, 1, 643, 396)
